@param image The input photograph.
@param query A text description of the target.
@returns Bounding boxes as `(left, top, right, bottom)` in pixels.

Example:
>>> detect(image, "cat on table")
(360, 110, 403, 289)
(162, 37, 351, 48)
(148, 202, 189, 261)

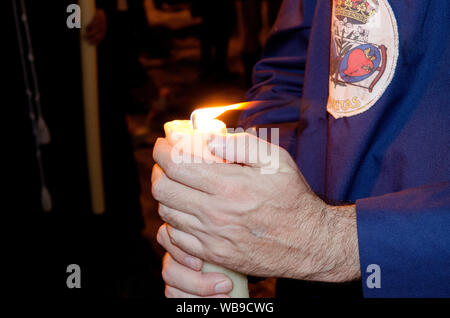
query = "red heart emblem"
(343, 48, 375, 77)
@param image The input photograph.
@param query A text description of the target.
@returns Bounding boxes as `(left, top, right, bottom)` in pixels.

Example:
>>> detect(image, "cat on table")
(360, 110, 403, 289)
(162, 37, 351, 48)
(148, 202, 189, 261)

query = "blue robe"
(239, 0, 450, 298)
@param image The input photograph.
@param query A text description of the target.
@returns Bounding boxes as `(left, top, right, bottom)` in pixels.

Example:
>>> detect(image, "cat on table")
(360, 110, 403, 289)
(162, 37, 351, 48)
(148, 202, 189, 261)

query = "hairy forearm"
(284, 199, 361, 283)
(315, 204, 361, 282)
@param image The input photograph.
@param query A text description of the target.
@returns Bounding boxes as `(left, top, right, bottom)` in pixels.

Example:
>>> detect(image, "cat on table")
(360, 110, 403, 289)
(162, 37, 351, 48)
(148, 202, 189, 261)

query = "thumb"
(208, 132, 281, 171)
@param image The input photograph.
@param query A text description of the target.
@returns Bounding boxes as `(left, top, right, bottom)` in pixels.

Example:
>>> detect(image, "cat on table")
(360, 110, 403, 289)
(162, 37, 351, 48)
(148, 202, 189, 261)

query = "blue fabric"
(240, 0, 450, 298)
(357, 182, 450, 297)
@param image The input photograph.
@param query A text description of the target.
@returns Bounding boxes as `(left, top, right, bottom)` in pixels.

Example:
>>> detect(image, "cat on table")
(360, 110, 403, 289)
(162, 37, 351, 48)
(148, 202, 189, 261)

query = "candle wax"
(164, 119, 249, 298)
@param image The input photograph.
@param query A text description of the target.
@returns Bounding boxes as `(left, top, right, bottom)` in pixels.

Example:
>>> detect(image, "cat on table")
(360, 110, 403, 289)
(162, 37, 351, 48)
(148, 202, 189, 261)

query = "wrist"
(316, 203, 361, 282)
(287, 199, 361, 282)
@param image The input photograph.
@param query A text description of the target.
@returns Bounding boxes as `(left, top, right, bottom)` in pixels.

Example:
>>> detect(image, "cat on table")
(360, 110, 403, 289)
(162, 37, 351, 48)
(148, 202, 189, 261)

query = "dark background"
(10, 0, 280, 299)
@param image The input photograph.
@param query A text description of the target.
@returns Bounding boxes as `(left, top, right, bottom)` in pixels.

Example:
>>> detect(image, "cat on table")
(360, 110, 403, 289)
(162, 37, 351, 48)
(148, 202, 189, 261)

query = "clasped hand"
(152, 133, 360, 297)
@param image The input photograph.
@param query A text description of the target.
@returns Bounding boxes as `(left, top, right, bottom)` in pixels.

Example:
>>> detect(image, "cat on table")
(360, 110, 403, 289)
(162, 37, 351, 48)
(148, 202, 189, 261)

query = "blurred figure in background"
(9, 0, 163, 297)
(88, 0, 159, 115)
(191, 0, 237, 80)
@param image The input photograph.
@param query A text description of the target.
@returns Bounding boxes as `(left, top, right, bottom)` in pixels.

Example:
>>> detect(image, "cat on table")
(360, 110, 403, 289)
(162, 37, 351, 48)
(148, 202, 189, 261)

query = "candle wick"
(190, 111, 198, 130)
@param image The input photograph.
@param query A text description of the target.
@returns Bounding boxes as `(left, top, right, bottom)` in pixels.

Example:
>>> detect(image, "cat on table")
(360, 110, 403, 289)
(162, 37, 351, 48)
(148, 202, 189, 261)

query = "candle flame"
(190, 103, 244, 130)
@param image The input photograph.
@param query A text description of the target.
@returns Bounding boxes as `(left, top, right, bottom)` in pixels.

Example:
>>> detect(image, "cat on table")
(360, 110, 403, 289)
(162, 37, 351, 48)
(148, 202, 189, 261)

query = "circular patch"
(327, 0, 399, 119)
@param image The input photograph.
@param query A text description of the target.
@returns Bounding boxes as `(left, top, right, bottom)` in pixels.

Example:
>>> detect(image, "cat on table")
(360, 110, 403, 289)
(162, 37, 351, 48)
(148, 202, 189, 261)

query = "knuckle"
(165, 160, 180, 179)
(221, 181, 236, 197)
(150, 164, 159, 184)
(164, 286, 174, 298)
(156, 225, 165, 246)
(152, 138, 165, 161)
(203, 246, 223, 265)
(158, 205, 168, 220)
(203, 249, 214, 263)
(237, 198, 258, 215)
(162, 252, 171, 264)
(166, 226, 178, 246)
(161, 267, 172, 285)
(168, 232, 177, 246)
(221, 179, 248, 201)
(210, 244, 230, 264)
(197, 282, 211, 297)
(151, 178, 165, 201)
(210, 252, 225, 265)
(160, 206, 177, 226)
(209, 212, 229, 228)
(279, 145, 290, 158)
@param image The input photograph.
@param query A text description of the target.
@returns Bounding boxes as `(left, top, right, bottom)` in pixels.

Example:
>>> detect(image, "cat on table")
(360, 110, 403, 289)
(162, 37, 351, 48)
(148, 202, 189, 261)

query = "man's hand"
(84, 9, 107, 46)
(152, 132, 361, 296)
(157, 223, 233, 298)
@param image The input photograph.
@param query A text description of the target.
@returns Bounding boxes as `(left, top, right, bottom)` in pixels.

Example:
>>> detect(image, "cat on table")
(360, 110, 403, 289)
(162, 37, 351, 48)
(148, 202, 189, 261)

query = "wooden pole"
(79, 0, 105, 214)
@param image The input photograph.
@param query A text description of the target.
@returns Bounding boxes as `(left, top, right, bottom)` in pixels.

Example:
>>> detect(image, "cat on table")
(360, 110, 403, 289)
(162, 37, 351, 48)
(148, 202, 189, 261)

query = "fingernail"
(215, 280, 232, 294)
(185, 256, 201, 270)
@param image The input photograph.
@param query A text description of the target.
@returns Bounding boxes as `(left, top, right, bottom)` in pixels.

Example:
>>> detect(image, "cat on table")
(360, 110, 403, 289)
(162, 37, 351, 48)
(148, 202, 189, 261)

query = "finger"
(162, 253, 233, 297)
(84, 28, 102, 43)
(151, 164, 216, 219)
(84, 30, 96, 41)
(166, 225, 205, 259)
(157, 223, 203, 271)
(165, 285, 230, 298)
(209, 132, 298, 173)
(207, 132, 275, 166)
(159, 204, 204, 234)
(86, 35, 101, 46)
(85, 17, 100, 34)
(88, 13, 103, 28)
(85, 24, 94, 34)
(85, 25, 103, 37)
(91, 33, 105, 45)
(153, 137, 244, 194)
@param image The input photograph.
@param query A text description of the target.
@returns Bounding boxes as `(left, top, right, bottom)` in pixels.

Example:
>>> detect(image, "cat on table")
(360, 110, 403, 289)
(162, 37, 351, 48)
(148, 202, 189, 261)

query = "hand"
(84, 9, 107, 46)
(157, 223, 232, 298)
(152, 132, 361, 283)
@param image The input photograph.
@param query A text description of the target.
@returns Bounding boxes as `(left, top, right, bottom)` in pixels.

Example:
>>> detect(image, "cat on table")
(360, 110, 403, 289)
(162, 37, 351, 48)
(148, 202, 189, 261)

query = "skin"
(84, 9, 107, 46)
(152, 133, 361, 297)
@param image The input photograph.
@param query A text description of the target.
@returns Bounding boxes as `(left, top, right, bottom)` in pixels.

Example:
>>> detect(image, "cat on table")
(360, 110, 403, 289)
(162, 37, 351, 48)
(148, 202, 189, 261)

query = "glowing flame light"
(190, 103, 243, 132)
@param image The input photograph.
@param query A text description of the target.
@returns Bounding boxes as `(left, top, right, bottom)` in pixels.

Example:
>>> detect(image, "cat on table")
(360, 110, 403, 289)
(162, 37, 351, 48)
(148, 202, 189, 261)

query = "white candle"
(163, 105, 249, 298)
(79, 0, 105, 214)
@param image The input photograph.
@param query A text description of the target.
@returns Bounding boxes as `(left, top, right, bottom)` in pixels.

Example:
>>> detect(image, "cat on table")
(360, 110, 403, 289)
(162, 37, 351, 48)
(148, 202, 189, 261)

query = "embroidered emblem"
(327, 0, 398, 118)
